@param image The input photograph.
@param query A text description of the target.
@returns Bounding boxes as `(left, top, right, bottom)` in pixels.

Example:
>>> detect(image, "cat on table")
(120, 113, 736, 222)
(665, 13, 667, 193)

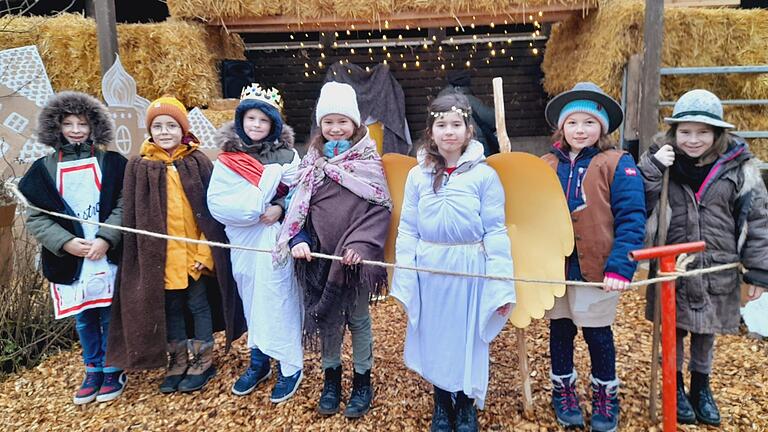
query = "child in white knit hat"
(275, 81, 392, 418)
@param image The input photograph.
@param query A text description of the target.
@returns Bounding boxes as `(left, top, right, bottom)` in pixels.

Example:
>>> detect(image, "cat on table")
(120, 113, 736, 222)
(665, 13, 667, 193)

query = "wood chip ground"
(2, 290, 766, 431)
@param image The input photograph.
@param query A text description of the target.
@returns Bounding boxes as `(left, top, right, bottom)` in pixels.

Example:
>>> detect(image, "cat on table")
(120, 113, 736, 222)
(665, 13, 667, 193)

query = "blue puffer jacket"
(549, 144, 646, 281)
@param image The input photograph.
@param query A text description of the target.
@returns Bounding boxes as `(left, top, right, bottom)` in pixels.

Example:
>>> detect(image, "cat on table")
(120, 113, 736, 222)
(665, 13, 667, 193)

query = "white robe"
(390, 141, 516, 409)
(207, 151, 304, 375)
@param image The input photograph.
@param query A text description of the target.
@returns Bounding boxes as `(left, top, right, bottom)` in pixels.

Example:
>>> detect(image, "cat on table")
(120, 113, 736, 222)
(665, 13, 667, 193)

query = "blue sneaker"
(270, 368, 303, 403)
(551, 370, 585, 429)
(590, 376, 620, 432)
(232, 348, 271, 396)
(73, 365, 103, 405)
(96, 371, 127, 403)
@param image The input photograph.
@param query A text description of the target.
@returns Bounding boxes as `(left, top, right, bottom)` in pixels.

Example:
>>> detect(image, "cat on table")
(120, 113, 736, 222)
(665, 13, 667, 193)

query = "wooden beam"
(623, 54, 642, 141)
(215, 5, 590, 33)
(91, 0, 119, 77)
(639, 0, 664, 156)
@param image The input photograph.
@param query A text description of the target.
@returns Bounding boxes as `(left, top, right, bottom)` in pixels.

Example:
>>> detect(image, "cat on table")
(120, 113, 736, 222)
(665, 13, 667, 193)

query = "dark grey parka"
(638, 138, 768, 334)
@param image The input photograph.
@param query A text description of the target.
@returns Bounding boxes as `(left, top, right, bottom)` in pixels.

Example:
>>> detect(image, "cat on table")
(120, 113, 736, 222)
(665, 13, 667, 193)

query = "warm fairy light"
(417, 27, 421, 31)
(334, 31, 339, 37)
(504, 20, 508, 24)
(398, 34, 403, 40)
(406, 25, 410, 30)
(534, 20, 539, 27)
(423, 43, 428, 49)
(487, 42, 493, 47)
(533, 48, 539, 55)
(399, 53, 404, 58)
(346, 30, 351, 35)
(490, 22, 495, 28)
(290, 34, 295, 40)
(438, 46, 443, 51)
(432, 35, 437, 41)
(318, 61, 323, 67)
(351, 48, 356, 54)
(538, 11, 543, 17)
(383, 46, 388, 51)
(415, 60, 420, 67)
(386, 52, 391, 58)
(384, 20, 389, 29)
(472, 35, 477, 40)
(304, 62, 309, 68)
(449, 37, 454, 43)
(465, 60, 470, 67)
(491, 49, 496, 56)
(304, 72, 309, 77)
(368, 47, 373, 53)
(486, 59, 490, 64)
(441, 64, 445, 70)
(333, 41, 338, 47)
(402, 63, 407, 69)
(320, 52, 326, 58)
(470, 23, 475, 29)
(383, 35, 388, 40)
(529, 14, 533, 20)
(509, 56, 514, 61)
(351, 24, 356, 29)
(383, 59, 388, 65)
(317, 44, 323, 49)
(501, 48, 506, 54)
(300, 42, 305, 47)
(366, 66, 370, 72)
(454, 26, 459, 31)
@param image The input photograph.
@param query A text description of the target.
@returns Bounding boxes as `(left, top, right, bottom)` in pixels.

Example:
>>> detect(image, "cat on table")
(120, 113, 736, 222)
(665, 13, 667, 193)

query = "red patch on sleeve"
(624, 167, 637, 176)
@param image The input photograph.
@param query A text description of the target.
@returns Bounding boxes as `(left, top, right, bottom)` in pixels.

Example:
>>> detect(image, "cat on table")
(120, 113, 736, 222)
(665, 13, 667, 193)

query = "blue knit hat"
(234, 99, 284, 145)
(557, 99, 610, 132)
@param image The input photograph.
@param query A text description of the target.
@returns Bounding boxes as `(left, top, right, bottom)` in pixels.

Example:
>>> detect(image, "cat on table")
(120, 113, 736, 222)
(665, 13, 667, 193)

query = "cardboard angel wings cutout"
(381, 151, 573, 328)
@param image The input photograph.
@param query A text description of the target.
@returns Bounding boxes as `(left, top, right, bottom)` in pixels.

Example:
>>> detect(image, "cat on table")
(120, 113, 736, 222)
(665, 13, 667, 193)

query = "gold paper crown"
(240, 83, 284, 111)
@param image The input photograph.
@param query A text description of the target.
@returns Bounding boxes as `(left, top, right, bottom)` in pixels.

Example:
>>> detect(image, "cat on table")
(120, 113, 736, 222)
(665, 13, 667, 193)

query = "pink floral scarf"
(274, 129, 392, 265)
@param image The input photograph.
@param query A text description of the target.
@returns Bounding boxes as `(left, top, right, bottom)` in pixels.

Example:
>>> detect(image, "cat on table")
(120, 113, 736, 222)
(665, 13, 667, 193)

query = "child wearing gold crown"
(107, 96, 246, 395)
(207, 84, 304, 402)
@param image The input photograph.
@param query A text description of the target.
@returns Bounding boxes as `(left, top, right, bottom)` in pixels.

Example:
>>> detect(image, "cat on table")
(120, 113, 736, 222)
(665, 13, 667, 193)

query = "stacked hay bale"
(0, 13, 245, 107)
(542, 0, 768, 159)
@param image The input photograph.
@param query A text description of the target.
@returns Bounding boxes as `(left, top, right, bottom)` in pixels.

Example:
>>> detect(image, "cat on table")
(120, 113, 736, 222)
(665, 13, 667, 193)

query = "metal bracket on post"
(629, 241, 706, 432)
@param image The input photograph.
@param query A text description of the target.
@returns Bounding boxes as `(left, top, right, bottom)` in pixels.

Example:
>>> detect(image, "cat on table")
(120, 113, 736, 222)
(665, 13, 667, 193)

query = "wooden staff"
(492, 77, 534, 416)
(649, 170, 670, 422)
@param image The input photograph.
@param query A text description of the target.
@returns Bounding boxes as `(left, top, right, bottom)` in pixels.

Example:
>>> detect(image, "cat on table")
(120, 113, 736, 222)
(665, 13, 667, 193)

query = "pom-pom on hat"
(315, 81, 361, 127)
(664, 89, 734, 129)
(146, 95, 190, 135)
(545, 82, 623, 134)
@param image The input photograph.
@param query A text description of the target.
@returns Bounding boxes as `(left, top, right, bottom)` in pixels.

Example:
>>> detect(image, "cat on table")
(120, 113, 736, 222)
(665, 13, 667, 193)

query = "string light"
(491, 49, 496, 56)
(533, 48, 539, 55)
(318, 61, 323, 67)
(415, 60, 420, 67)
(320, 52, 326, 58)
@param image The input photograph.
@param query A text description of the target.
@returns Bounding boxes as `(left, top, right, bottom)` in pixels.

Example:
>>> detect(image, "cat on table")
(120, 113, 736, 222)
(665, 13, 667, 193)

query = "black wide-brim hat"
(545, 82, 624, 134)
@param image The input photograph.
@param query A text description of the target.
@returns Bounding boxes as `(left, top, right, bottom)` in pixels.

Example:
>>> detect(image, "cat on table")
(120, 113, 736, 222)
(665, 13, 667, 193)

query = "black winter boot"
(317, 366, 342, 415)
(455, 391, 478, 432)
(676, 372, 696, 424)
(690, 371, 721, 426)
(343, 369, 373, 418)
(431, 386, 454, 432)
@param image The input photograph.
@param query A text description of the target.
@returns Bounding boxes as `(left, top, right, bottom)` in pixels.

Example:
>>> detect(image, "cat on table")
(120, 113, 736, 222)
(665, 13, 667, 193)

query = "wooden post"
(638, 0, 664, 155)
(623, 54, 643, 141)
(89, 0, 119, 77)
(492, 77, 534, 416)
(0, 204, 16, 292)
(639, 0, 665, 423)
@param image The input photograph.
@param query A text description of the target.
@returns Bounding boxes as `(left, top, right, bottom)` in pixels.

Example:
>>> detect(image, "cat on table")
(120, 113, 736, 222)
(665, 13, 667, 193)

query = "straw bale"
(0, 14, 245, 107)
(167, 0, 596, 21)
(201, 109, 235, 128)
(543, 0, 768, 159)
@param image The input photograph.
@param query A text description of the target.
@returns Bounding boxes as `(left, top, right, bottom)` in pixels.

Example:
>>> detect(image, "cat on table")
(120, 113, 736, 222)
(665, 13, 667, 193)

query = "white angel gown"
(207, 151, 304, 376)
(391, 140, 516, 408)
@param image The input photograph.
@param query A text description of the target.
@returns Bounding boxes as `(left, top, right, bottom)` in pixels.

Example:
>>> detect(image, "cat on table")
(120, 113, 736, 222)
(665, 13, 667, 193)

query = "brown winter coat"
(106, 149, 246, 369)
(639, 139, 768, 334)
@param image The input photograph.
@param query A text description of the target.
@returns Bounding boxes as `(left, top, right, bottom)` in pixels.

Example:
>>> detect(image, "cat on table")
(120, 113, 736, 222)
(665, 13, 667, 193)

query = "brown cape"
(106, 150, 246, 369)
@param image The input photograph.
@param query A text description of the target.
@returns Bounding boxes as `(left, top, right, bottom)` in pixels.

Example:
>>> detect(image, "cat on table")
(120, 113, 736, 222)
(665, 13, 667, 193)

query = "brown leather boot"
(159, 340, 188, 393)
(178, 340, 216, 392)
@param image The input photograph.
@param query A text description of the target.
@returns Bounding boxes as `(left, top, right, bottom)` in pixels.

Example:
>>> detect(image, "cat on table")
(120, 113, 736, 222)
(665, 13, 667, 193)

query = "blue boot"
(232, 347, 271, 396)
(551, 370, 585, 429)
(590, 376, 620, 432)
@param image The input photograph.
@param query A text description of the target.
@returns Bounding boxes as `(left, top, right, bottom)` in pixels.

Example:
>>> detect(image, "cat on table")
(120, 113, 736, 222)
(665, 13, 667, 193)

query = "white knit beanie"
(315, 81, 361, 127)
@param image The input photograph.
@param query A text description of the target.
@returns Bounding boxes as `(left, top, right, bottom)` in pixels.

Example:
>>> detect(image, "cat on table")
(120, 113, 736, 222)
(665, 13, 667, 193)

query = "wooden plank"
(639, 0, 664, 156)
(90, 0, 119, 77)
(623, 54, 642, 141)
(216, 5, 590, 33)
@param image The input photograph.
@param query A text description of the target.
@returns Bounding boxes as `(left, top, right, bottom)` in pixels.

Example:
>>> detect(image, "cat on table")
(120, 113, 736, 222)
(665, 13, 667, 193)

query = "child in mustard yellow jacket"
(107, 96, 245, 394)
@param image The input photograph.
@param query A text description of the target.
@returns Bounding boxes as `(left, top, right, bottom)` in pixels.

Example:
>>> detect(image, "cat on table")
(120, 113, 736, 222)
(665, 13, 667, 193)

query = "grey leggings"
(676, 329, 715, 374)
(321, 289, 373, 374)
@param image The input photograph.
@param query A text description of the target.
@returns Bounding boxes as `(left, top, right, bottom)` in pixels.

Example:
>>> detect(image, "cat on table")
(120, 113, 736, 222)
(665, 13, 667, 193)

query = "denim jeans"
(75, 305, 121, 373)
(165, 276, 214, 343)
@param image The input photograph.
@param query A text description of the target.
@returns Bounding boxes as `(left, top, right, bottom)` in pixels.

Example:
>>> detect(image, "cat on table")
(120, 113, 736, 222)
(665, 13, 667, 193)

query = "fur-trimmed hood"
(36, 91, 114, 148)
(215, 120, 294, 159)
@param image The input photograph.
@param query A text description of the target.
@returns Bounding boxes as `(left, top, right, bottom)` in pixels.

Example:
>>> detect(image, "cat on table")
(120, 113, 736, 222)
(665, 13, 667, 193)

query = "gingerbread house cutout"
(0, 45, 55, 177)
(102, 55, 150, 158)
(188, 107, 220, 159)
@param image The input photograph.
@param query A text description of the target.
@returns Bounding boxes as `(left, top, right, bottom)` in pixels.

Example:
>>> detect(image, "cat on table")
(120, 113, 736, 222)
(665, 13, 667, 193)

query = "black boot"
(676, 372, 696, 424)
(431, 386, 454, 432)
(689, 371, 721, 426)
(343, 369, 373, 418)
(455, 391, 478, 432)
(317, 366, 342, 415)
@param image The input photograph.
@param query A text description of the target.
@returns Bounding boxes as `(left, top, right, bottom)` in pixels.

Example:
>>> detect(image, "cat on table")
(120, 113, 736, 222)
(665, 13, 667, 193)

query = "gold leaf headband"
(429, 105, 472, 119)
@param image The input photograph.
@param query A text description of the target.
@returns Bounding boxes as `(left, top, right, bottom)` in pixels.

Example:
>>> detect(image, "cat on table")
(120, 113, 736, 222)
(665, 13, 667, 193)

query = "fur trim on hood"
(215, 121, 294, 155)
(36, 91, 114, 149)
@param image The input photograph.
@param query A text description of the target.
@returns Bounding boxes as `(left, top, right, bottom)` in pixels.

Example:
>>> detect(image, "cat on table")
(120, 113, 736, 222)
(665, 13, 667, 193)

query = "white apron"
(50, 157, 117, 319)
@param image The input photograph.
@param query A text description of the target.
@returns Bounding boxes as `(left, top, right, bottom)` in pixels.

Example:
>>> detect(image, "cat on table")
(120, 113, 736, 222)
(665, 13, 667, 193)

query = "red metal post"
(629, 241, 706, 431)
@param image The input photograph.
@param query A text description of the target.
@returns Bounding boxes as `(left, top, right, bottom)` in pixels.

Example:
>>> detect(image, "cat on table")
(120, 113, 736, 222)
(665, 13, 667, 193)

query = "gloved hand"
(653, 144, 675, 167)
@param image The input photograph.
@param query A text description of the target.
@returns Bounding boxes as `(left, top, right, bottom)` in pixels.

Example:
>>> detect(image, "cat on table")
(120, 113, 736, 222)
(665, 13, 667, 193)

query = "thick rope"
(4, 179, 741, 288)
